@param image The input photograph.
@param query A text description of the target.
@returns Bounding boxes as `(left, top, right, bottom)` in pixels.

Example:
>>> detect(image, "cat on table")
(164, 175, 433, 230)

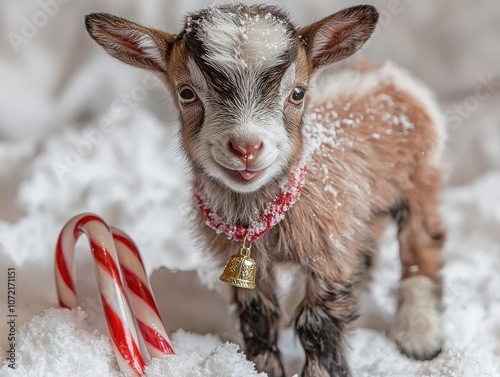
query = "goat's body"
(194, 61, 445, 376)
(195, 60, 444, 283)
(86, 5, 445, 376)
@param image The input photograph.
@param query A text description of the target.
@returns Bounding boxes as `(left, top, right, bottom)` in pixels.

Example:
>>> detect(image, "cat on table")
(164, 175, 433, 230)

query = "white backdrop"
(1, 1, 500, 376)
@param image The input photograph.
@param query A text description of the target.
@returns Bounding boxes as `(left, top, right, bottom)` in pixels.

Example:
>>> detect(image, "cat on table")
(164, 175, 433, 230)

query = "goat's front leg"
(295, 272, 357, 377)
(234, 276, 285, 377)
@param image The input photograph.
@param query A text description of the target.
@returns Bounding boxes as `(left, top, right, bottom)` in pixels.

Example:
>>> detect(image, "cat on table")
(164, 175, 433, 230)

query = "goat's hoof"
(302, 359, 351, 377)
(398, 343, 442, 361)
(253, 351, 285, 377)
(390, 275, 444, 361)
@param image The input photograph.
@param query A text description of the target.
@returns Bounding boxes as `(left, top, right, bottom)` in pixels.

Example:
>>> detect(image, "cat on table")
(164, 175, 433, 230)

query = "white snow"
(0, 308, 264, 377)
(1, 1, 500, 376)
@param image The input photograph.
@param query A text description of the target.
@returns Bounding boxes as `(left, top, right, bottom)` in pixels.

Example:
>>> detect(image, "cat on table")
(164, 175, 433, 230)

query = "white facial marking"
(189, 64, 298, 193)
(280, 63, 297, 98)
(199, 9, 289, 71)
(186, 58, 209, 95)
(183, 8, 300, 193)
(197, 109, 293, 193)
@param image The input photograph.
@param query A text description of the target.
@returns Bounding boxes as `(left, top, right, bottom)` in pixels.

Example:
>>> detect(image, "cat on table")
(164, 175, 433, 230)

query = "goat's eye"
(288, 87, 305, 106)
(178, 84, 197, 105)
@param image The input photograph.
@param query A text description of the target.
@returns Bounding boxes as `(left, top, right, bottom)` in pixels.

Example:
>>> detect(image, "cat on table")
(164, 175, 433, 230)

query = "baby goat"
(86, 4, 445, 376)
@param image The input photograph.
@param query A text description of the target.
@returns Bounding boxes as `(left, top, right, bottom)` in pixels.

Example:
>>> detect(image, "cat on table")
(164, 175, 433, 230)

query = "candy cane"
(111, 227, 174, 359)
(55, 213, 174, 376)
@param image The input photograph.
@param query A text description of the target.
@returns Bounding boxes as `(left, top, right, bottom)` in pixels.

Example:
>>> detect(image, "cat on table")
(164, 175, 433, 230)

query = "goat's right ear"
(85, 13, 175, 73)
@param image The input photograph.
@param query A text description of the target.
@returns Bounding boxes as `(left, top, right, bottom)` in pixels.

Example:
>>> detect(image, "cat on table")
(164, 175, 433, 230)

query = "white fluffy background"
(1, 0, 500, 376)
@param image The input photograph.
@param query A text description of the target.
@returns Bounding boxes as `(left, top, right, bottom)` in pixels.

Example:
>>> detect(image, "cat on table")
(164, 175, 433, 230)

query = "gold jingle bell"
(219, 240, 256, 289)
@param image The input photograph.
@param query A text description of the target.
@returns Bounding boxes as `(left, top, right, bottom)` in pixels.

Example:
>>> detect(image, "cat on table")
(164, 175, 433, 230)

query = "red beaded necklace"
(194, 163, 307, 244)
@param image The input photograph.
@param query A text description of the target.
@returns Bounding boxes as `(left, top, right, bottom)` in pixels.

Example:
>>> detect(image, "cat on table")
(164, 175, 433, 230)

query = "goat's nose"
(229, 139, 263, 163)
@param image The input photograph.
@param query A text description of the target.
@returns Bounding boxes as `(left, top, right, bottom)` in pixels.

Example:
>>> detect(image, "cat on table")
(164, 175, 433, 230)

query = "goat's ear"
(85, 13, 175, 73)
(298, 5, 379, 70)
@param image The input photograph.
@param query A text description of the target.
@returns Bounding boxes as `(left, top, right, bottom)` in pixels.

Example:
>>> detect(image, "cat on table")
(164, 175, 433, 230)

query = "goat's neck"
(194, 171, 290, 228)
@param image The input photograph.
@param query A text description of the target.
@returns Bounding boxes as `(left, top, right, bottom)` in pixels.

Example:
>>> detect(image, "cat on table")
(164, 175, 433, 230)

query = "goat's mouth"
(222, 167, 266, 183)
(209, 151, 281, 190)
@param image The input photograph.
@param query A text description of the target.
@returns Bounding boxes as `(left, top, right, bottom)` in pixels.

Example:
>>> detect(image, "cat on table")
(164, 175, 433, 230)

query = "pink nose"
(229, 139, 263, 163)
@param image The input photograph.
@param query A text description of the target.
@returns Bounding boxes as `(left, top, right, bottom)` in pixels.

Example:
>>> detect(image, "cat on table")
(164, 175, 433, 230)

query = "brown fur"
(190, 61, 445, 376)
(194, 60, 444, 284)
(85, 4, 444, 376)
(298, 5, 379, 69)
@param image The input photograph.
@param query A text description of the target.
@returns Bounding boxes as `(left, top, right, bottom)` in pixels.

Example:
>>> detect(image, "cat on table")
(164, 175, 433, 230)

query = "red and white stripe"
(55, 213, 174, 376)
(194, 163, 307, 244)
(111, 227, 174, 359)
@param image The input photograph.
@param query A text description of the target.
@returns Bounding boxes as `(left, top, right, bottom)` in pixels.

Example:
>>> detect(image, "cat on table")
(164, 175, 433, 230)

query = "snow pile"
(0, 309, 263, 377)
(0, 309, 118, 377)
(146, 332, 264, 377)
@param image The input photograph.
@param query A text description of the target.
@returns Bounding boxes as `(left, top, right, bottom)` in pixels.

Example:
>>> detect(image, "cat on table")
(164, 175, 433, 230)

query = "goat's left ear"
(298, 5, 379, 70)
(85, 13, 175, 73)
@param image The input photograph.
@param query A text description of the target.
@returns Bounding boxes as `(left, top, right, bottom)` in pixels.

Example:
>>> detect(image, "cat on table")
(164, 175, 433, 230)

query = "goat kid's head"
(86, 4, 378, 193)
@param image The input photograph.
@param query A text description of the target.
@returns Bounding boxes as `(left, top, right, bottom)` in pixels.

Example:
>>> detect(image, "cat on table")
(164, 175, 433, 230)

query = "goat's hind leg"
(390, 165, 445, 360)
(234, 277, 285, 377)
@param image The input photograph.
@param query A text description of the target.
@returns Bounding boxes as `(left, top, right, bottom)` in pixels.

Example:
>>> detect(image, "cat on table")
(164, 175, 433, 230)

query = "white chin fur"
(390, 275, 444, 360)
(224, 172, 273, 193)
(204, 158, 285, 193)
